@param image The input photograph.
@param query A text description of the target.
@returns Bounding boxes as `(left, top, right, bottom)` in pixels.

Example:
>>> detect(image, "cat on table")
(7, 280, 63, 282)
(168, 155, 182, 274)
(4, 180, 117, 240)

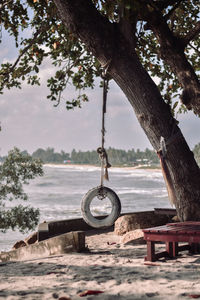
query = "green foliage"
(0, 205, 40, 233)
(30, 143, 200, 166)
(29, 146, 159, 166)
(0, 147, 43, 233)
(32, 147, 70, 163)
(0, 0, 199, 115)
(134, 0, 200, 115)
(0, 0, 101, 108)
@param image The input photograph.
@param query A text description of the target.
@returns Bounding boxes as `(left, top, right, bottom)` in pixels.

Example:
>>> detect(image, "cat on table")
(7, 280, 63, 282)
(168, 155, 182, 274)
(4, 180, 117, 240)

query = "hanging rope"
(80, 57, 122, 228)
(97, 65, 111, 188)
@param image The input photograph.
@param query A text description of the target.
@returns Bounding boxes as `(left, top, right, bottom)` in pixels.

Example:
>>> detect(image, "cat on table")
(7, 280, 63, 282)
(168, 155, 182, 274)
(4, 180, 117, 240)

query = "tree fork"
(53, 0, 200, 220)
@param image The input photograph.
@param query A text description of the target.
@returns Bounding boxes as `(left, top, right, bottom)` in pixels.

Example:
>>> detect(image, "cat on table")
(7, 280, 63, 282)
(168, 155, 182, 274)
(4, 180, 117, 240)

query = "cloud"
(0, 72, 152, 155)
(1, 69, 200, 156)
(1, 35, 200, 155)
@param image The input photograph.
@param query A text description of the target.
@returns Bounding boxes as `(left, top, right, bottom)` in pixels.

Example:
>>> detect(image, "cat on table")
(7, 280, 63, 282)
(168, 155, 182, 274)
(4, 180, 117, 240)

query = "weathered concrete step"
(0, 231, 85, 262)
(38, 210, 173, 241)
(38, 216, 113, 241)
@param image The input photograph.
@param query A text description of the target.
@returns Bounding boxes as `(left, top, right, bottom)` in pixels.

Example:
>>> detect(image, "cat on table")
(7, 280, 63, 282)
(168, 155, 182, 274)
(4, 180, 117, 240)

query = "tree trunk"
(109, 45, 200, 221)
(54, 0, 200, 220)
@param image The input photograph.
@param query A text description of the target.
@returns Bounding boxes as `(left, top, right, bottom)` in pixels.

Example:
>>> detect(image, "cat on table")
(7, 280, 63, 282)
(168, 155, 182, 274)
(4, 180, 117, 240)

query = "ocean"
(0, 164, 171, 252)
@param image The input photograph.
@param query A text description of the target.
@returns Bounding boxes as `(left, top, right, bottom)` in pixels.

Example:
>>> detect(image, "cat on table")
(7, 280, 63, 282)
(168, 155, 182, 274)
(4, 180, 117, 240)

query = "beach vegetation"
(32, 147, 70, 164)
(2, 144, 200, 167)
(64, 147, 160, 166)
(1, 147, 160, 166)
(0, 148, 43, 233)
(1, 0, 200, 220)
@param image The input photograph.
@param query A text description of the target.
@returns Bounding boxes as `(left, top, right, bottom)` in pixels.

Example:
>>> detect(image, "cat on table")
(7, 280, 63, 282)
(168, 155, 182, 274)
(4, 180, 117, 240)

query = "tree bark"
(53, 0, 200, 221)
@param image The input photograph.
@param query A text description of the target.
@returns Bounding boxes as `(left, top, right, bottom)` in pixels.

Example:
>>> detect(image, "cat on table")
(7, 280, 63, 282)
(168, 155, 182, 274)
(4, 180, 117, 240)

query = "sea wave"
(24, 188, 86, 195)
(115, 171, 162, 178)
(44, 164, 162, 176)
(116, 187, 166, 195)
(44, 164, 99, 172)
(1, 164, 169, 252)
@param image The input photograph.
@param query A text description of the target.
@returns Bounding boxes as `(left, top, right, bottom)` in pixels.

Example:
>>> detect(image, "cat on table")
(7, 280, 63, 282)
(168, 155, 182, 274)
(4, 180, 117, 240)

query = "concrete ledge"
(0, 231, 85, 262)
(38, 216, 113, 241)
(38, 210, 174, 241)
(154, 208, 176, 216)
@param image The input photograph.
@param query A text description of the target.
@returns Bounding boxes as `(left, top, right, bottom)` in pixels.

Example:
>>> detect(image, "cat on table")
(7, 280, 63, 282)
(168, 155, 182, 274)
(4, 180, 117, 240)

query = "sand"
(0, 229, 200, 300)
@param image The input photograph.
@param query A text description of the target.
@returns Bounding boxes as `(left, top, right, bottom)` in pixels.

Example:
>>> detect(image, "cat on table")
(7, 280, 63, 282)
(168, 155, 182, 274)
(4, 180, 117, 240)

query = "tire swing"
(81, 66, 121, 228)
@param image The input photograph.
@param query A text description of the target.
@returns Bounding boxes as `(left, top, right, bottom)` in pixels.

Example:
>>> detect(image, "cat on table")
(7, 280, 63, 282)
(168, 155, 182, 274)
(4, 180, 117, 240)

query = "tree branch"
(155, 0, 183, 10)
(143, 6, 200, 114)
(53, 0, 115, 68)
(118, 15, 137, 50)
(189, 42, 200, 57)
(1, 23, 50, 85)
(0, 0, 12, 9)
(164, 0, 182, 20)
(183, 21, 200, 46)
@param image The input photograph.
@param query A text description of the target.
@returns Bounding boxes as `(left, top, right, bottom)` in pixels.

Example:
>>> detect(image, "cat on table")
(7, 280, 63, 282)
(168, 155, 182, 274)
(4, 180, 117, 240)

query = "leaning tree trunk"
(109, 48, 200, 221)
(54, 0, 200, 221)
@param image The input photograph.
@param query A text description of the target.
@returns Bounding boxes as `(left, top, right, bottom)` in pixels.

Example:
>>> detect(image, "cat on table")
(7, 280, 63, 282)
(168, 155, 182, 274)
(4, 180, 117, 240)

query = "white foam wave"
(44, 164, 162, 176)
(25, 189, 86, 196)
(109, 168, 163, 181)
(116, 187, 166, 195)
(119, 172, 162, 178)
(44, 164, 99, 172)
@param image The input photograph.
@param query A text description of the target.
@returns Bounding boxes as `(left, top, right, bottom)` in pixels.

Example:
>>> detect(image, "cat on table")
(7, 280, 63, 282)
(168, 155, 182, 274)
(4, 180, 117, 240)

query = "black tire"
(81, 186, 121, 228)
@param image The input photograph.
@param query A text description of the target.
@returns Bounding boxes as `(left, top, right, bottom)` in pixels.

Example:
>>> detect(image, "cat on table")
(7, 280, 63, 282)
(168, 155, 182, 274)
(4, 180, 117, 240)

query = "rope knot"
(97, 147, 111, 181)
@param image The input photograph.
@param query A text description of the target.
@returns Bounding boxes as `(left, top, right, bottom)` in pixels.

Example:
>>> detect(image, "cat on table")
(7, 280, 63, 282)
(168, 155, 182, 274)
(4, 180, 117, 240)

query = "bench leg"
(166, 242, 179, 258)
(166, 242, 173, 257)
(145, 241, 156, 262)
(173, 242, 178, 256)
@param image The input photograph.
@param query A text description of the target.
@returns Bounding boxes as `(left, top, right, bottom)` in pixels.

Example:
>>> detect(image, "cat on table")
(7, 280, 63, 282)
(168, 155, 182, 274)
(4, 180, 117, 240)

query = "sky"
(1, 32, 200, 156)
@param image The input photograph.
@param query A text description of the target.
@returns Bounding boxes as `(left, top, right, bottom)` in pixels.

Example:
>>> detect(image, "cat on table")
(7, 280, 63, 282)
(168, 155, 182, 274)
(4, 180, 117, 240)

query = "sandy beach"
(1, 229, 200, 300)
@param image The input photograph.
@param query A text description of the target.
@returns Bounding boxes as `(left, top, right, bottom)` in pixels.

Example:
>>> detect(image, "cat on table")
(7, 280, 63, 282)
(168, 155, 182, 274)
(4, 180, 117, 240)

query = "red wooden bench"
(143, 222, 200, 262)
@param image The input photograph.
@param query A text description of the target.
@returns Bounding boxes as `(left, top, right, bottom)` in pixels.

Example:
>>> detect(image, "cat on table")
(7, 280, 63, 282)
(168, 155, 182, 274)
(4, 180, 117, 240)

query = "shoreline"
(44, 163, 161, 171)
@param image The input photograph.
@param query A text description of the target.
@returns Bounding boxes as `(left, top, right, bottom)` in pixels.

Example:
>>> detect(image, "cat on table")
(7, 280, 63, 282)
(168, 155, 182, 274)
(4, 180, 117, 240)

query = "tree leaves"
(0, 148, 43, 233)
(0, 0, 199, 112)
(0, 205, 40, 233)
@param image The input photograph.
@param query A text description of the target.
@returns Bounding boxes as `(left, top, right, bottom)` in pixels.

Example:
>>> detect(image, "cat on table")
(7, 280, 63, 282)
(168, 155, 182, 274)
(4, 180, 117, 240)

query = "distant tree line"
(0, 147, 159, 166)
(70, 147, 160, 166)
(1, 144, 200, 167)
(32, 148, 70, 164)
(32, 147, 161, 166)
